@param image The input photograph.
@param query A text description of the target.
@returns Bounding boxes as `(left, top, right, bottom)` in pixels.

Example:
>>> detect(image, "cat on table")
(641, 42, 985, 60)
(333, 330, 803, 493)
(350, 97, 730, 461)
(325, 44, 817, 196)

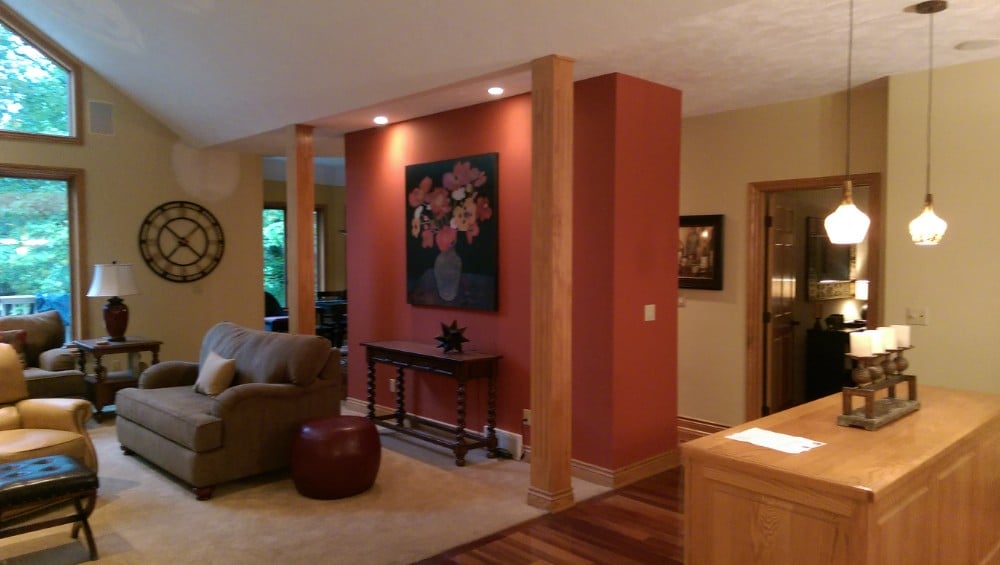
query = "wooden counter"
(682, 386, 1000, 564)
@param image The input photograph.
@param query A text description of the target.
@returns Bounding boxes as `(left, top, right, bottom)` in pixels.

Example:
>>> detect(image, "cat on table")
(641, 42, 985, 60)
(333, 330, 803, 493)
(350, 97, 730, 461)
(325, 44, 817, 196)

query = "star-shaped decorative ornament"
(435, 320, 469, 353)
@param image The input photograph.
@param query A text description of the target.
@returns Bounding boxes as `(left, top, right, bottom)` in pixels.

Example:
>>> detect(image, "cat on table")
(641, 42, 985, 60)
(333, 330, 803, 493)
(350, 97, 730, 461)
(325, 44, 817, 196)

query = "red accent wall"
(345, 98, 534, 435)
(573, 74, 681, 469)
(345, 73, 680, 470)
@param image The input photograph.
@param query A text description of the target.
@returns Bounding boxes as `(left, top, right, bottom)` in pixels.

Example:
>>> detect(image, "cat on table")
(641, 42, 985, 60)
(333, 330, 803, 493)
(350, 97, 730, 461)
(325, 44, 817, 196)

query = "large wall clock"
(138, 200, 225, 283)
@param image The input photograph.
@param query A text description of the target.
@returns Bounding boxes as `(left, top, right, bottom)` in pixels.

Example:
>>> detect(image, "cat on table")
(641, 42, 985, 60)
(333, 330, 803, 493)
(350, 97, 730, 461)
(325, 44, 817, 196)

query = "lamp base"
(103, 296, 130, 341)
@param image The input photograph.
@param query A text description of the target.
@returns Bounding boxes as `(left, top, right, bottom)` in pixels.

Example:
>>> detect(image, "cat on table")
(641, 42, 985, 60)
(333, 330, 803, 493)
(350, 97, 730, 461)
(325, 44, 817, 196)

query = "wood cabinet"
(682, 386, 1000, 564)
(804, 328, 853, 401)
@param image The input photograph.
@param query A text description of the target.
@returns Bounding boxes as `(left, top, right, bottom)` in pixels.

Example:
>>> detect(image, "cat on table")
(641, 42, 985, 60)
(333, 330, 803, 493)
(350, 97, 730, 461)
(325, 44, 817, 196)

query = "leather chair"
(0, 343, 97, 472)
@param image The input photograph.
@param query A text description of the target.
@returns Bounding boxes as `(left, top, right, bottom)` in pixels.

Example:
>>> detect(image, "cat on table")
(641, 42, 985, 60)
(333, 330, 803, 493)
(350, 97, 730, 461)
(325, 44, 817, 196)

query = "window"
(0, 165, 84, 340)
(262, 206, 324, 308)
(0, 6, 82, 142)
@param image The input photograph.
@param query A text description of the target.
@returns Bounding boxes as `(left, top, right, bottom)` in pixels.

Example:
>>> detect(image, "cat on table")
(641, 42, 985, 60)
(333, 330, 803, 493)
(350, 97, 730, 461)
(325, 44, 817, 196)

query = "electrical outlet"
(389, 378, 397, 393)
(644, 304, 656, 321)
(522, 408, 531, 426)
(906, 306, 929, 326)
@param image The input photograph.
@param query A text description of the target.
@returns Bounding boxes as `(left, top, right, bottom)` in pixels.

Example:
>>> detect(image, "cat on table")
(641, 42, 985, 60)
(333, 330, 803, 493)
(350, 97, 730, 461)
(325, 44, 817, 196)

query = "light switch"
(644, 304, 656, 321)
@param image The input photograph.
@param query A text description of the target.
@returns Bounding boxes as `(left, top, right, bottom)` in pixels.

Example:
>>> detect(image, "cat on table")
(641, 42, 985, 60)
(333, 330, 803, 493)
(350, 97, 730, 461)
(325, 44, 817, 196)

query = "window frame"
(262, 203, 326, 303)
(0, 5, 84, 144)
(0, 163, 88, 337)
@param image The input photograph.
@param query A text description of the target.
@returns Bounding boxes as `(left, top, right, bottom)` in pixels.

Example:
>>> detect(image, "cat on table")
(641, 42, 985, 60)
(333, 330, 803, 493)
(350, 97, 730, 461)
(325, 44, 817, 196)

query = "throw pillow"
(0, 329, 27, 368)
(0, 343, 29, 404)
(193, 350, 236, 396)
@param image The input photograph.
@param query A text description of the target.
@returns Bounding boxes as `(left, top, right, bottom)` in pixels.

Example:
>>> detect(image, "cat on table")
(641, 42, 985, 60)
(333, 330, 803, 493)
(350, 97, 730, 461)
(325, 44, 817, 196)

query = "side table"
(362, 340, 500, 466)
(73, 336, 162, 421)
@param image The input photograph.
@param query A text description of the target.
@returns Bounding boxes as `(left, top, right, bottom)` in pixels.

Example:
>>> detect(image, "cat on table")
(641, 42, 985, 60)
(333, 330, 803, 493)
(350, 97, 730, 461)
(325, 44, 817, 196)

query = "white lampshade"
(854, 279, 869, 301)
(909, 195, 947, 245)
(87, 263, 140, 298)
(824, 181, 870, 245)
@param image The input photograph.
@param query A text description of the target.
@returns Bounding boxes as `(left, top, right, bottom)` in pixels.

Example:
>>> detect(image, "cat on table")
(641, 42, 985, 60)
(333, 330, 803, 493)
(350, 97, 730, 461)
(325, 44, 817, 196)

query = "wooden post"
(528, 54, 575, 512)
(285, 124, 316, 334)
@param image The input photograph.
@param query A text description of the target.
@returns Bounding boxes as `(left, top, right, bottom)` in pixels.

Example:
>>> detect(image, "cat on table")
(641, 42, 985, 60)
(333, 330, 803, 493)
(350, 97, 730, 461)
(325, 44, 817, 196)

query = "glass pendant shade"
(909, 194, 947, 245)
(824, 181, 870, 244)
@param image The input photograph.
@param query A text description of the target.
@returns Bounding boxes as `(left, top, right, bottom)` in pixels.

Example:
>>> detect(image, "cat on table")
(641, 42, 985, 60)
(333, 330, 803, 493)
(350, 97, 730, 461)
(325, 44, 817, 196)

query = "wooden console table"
(682, 386, 1000, 564)
(361, 341, 500, 466)
(73, 336, 162, 421)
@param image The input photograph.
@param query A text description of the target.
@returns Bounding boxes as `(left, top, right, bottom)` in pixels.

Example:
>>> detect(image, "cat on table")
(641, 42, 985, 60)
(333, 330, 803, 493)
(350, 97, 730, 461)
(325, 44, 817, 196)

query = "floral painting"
(406, 153, 498, 310)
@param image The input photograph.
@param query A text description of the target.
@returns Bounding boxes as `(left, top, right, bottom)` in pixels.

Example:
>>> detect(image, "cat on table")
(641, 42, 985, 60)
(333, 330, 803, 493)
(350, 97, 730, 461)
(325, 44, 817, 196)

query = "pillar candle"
(892, 324, 911, 348)
(869, 329, 886, 354)
(850, 331, 872, 357)
(878, 326, 897, 350)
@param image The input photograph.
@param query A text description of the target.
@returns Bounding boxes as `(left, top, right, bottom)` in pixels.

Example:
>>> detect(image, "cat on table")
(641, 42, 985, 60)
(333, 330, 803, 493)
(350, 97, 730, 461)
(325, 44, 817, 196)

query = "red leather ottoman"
(291, 415, 381, 499)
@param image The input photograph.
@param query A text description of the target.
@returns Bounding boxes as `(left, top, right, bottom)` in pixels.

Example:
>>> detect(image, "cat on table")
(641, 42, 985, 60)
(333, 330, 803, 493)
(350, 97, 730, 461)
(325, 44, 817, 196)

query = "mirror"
(806, 216, 855, 300)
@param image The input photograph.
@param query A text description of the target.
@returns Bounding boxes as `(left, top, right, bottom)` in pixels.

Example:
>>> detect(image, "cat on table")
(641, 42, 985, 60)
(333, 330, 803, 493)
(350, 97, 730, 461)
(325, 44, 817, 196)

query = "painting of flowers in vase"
(406, 153, 498, 310)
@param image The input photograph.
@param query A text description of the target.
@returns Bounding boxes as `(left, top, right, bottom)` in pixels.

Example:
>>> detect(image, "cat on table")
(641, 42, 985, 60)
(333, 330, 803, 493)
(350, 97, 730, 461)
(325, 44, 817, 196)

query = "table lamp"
(86, 262, 139, 341)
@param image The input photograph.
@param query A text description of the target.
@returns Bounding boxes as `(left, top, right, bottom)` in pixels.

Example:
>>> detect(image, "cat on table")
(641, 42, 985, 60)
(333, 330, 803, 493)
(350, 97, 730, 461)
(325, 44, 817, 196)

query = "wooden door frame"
(745, 173, 882, 422)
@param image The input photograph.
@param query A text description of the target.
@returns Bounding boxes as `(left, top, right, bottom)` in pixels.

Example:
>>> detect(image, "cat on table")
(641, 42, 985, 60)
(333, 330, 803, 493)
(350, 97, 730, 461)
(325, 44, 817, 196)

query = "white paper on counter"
(725, 427, 825, 454)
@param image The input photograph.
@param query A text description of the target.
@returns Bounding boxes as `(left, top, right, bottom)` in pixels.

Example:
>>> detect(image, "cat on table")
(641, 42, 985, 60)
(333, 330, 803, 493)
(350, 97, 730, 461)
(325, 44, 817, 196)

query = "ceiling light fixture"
(373, 115, 389, 126)
(908, 0, 948, 246)
(487, 86, 504, 96)
(824, 0, 871, 245)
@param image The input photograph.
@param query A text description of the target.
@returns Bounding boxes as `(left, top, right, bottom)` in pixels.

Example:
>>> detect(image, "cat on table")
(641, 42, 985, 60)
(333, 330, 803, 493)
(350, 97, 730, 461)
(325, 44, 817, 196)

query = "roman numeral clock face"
(139, 200, 225, 283)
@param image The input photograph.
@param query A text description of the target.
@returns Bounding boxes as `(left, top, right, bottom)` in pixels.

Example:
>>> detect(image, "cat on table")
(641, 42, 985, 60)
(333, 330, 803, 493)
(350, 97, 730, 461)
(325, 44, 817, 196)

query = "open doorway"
(744, 174, 882, 420)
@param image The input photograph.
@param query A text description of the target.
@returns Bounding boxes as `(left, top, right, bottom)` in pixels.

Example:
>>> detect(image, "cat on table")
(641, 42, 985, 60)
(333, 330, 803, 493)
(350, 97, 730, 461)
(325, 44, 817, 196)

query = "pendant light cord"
(845, 0, 854, 180)
(925, 10, 935, 201)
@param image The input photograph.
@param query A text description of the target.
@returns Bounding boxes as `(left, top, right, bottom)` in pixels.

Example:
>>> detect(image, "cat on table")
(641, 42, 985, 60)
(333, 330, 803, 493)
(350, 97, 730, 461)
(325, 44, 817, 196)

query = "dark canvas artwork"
(405, 153, 498, 310)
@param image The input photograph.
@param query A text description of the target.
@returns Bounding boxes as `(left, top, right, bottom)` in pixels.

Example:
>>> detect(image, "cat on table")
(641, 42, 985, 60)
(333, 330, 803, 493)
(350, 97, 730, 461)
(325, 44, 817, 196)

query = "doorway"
(744, 173, 882, 421)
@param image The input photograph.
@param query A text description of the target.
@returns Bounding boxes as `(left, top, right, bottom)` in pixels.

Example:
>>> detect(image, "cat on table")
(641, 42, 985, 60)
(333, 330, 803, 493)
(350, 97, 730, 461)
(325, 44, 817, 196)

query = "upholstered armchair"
(0, 310, 86, 398)
(116, 322, 342, 499)
(0, 343, 97, 471)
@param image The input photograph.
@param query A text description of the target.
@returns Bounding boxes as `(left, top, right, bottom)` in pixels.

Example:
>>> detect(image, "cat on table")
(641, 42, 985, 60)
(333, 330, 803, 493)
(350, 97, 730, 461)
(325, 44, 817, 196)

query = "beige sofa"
(0, 343, 97, 471)
(0, 310, 86, 399)
(115, 322, 342, 500)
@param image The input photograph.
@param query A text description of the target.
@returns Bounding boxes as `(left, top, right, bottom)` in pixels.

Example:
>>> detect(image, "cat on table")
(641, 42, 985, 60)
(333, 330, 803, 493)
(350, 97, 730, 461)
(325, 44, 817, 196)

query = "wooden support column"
(528, 54, 575, 512)
(285, 124, 316, 334)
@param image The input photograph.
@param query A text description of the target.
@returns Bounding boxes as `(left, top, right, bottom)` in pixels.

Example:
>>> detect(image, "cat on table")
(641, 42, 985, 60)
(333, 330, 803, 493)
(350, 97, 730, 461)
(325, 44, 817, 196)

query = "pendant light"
(825, 0, 871, 245)
(908, 0, 948, 245)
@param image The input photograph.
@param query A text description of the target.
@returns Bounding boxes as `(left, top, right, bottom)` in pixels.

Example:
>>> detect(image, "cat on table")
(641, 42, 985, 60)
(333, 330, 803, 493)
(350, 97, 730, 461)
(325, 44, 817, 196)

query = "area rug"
(1, 417, 607, 564)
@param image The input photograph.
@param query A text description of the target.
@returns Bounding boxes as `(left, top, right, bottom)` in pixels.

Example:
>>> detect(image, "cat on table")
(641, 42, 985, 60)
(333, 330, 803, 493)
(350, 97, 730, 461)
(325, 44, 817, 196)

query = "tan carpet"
(1, 415, 607, 564)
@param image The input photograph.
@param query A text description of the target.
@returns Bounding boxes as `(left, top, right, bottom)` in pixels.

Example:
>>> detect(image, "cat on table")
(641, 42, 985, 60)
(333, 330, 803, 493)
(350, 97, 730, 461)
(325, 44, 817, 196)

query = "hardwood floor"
(417, 466, 685, 564)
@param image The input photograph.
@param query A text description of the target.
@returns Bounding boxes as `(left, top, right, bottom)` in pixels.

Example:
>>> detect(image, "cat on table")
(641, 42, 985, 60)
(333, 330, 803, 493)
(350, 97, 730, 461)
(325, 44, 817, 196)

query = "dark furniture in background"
(73, 336, 161, 421)
(805, 328, 853, 401)
(362, 340, 500, 466)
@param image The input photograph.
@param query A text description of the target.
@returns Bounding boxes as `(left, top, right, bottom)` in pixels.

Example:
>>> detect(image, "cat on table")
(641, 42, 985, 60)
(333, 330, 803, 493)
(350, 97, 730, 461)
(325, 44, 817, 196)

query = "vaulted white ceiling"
(5, 0, 1000, 157)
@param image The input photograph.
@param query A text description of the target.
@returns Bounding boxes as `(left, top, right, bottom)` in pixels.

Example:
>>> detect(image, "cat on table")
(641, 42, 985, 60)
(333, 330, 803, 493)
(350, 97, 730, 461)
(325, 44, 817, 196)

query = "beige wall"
(1, 66, 263, 362)
(885, 58, 1000, 395)
(262, 180, 347, 291)
(679, 81, 888, 425)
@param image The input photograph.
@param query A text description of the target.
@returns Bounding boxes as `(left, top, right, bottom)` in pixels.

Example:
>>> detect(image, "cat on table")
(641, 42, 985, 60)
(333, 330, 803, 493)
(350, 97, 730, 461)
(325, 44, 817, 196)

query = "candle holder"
(839, 346, 919, 431)
(891, 346, 912, 375)
(847, 354, 877, 386)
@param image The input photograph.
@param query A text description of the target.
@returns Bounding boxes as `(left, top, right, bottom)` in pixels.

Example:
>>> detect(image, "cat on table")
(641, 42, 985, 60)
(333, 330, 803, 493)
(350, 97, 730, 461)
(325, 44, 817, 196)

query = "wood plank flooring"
(417, 466, 684, 564)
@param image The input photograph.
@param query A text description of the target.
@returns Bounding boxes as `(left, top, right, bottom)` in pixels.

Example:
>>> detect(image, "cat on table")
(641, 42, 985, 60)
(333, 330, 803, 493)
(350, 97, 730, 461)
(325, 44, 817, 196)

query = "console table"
(73, 336, 162, 421)
(361, 341, 500, 466)
(682, 386, 1000, 564)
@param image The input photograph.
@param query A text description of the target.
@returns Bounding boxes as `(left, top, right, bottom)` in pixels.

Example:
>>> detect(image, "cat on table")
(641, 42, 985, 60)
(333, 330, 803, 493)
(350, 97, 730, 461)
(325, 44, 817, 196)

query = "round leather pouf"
(291, 415, 381, 499)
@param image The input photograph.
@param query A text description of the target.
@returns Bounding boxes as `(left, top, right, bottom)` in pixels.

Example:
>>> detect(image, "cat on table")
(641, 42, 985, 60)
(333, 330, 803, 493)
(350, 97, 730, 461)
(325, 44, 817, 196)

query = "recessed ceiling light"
(955, 39, 1000, 51)
(487, 86, 504, 96)
(373, 115, 389, 125)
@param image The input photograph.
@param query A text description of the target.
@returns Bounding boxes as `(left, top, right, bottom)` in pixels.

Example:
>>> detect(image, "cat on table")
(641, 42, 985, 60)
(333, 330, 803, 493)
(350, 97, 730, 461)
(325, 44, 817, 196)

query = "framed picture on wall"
(679, 214, 723, 290)
(405, 152, 499, 310)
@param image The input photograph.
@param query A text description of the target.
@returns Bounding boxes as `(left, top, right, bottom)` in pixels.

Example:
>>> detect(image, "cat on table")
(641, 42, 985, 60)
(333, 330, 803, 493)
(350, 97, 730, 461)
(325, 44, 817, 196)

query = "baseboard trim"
(346, 396, 689, 489)
(570, 450, 681, 488)
(344, 396, 394, 417)
(677, 416, 729, 443)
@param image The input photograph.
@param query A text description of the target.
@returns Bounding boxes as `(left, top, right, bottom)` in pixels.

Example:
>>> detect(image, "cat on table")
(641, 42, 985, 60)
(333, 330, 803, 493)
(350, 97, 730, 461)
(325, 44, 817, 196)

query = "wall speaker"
(88, 100, 114, 135)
